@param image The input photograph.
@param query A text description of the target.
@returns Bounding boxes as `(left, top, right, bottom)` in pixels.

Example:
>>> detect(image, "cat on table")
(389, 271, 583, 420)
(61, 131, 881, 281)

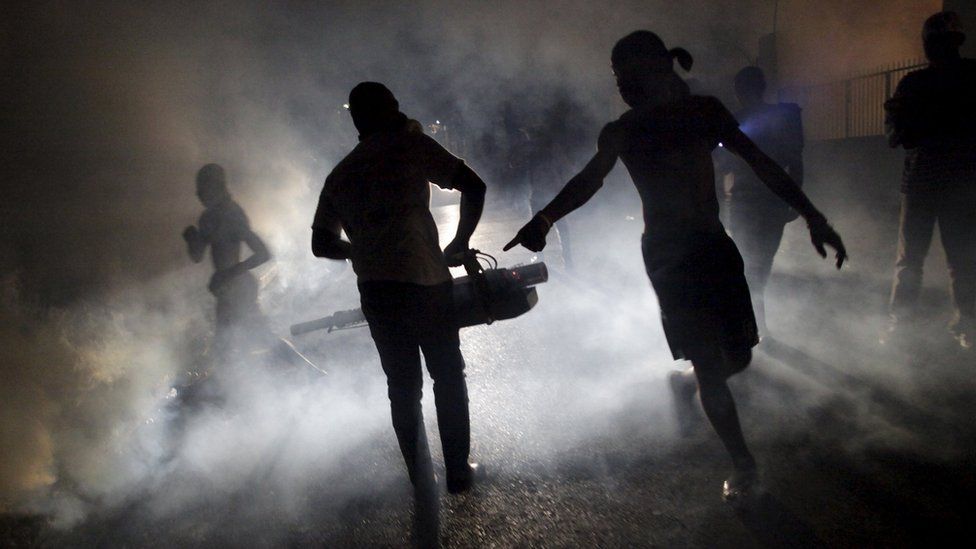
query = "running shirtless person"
(183, 163, 272, 358)
(505, 31, 847, 500)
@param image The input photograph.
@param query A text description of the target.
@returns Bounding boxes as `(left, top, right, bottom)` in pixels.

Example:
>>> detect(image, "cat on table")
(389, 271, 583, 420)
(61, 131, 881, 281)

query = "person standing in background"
(883, 11, 976, 351)
(720, 66, 804, 339)
(183, 163, 272, 358)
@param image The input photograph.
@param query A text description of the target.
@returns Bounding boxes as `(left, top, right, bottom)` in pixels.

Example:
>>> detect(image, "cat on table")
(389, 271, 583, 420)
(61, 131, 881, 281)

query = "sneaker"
(878, 315, 897, 346)
(446, 463, 483, 494)
(949, 317, 974, 351)
(668, 370, 697, 437)
(722, 468, 761, 503)
(879, 313, 914, 348)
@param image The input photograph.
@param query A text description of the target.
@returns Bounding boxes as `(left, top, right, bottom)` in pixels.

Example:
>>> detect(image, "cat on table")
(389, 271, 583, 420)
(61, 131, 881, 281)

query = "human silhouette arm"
(786, 150, 804, 187)
(209, 228, 272, 292)
(443, 165, 486, 266)
(884, 74, 920, 149)
(722, 128, 847, 268)
(504, 124, 619, 252)
(411, 133, 486, 265)
(311, 219, 352, 260)
(310, 182, 353, 261)
(240, 230, 271, 270)
(183, 226, 207, 263)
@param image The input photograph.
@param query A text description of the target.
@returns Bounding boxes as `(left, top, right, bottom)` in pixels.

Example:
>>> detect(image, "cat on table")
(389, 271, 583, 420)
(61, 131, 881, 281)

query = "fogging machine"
(290, 251, 548, 336)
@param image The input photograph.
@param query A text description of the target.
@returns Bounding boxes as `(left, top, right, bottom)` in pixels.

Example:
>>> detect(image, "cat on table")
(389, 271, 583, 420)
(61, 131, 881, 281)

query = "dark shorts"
(213, 273, 270, 355)
(642, 230, 759, 366)
(214, 272, 260, 327)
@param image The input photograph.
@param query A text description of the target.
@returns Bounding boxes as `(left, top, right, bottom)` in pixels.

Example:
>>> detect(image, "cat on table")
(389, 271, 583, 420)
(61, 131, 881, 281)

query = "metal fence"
(778, 58, 927, 141)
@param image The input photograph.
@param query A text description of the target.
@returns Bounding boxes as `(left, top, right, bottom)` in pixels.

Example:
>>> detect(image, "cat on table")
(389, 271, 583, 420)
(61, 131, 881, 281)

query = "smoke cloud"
(2, 0, 970, 545)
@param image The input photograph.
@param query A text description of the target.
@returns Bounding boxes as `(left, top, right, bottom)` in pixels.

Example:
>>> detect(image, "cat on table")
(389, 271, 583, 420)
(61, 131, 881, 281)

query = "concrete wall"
(775, 0, 940, 88)
(944, 0, 976, 58)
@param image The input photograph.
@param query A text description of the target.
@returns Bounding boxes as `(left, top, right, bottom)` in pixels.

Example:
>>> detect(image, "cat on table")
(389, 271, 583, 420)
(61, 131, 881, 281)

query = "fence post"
(844, 79, 852, 139)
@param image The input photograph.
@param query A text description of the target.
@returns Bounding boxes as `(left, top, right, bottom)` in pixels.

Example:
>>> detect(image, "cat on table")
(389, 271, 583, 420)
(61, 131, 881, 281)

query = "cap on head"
(734, 66, 766, 96)
(349, 82, 399, 115)
(923, 11, 965, 44)
(348, 82, 402, 137)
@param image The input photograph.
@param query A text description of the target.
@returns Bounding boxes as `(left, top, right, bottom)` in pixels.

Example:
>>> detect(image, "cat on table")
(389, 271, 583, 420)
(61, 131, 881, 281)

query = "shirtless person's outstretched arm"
(506, 121, 847, 270)
(721, 129, 847, 268)
(504, 125, 620, 252)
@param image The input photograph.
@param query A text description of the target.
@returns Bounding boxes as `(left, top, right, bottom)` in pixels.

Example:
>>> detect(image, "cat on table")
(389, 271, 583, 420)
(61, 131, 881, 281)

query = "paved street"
(6, 201, 975, 548)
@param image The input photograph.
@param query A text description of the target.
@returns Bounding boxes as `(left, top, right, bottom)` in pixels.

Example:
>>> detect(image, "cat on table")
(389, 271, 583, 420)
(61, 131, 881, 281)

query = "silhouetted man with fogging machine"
(720, 66, 804, 338)
(183, 163, 272, 359)
(311, 82, 486, 543)
(505, 31, 846, 501)
(884, 11, 976, 351)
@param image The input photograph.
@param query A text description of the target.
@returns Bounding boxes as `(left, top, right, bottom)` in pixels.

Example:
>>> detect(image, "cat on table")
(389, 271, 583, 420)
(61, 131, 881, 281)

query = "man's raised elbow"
(468, 178, 487, 198)
(453, 166, 487, 198)
(311, 235, 345, 259)
(187, 244, 206, 263)
(311, 231, 327, 258)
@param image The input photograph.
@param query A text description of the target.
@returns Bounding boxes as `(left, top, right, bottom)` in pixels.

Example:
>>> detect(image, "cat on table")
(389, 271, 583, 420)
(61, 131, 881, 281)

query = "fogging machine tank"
(290, 253, 548, 336)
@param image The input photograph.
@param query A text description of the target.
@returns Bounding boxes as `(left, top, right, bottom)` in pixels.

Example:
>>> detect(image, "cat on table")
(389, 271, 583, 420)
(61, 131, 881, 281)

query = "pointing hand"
(504, 214, 551, 252)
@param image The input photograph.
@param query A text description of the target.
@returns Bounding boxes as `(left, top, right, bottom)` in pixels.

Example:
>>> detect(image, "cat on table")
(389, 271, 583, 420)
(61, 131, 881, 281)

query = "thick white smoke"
(3, 1, 971, 546)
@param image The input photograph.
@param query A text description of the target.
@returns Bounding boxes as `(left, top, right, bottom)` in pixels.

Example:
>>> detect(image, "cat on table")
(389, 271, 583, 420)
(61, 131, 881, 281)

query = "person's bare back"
(606, 95, 736, 237)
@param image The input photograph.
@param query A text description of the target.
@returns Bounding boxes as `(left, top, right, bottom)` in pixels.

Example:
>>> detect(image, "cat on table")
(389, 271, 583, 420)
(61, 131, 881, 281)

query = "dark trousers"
(358, 280, 470, 489)
(889, 187, 976, 326)
(728, 201, 789, 335)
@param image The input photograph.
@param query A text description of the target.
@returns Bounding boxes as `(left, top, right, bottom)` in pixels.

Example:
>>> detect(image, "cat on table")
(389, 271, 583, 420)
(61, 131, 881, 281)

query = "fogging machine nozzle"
(290, 258, 548, 336)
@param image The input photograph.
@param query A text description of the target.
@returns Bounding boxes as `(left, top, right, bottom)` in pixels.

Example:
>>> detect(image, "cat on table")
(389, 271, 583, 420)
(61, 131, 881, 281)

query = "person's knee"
(694, 368, 727, 388)
(423, 344, 465, 382)
(724, 347, 751, 374)
(387, 377, 423, 404)
(430, 363, 466, 392)
(689, 351, 727, 385)
(895, 254, 925, 272)
(690, 346, 750, 382)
